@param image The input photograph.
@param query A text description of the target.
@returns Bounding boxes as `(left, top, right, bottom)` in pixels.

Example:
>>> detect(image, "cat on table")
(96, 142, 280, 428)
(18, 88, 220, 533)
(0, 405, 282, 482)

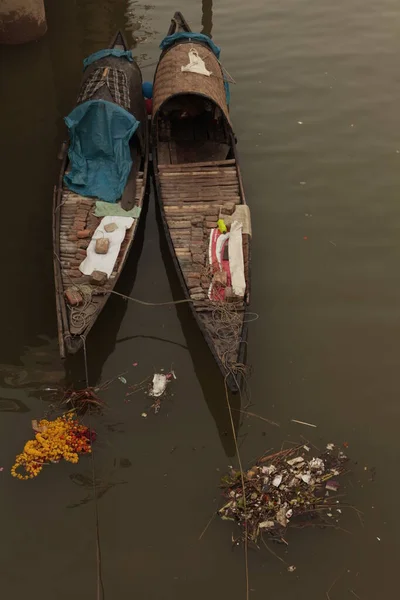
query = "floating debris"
(118, 376, 127, 384)
(11, 413, 94, 480)
(291, 419, 317, 428)
(149, 374, 169, 398)
(218, 444, 348, 545)
(60, 386, 105, 414)
(148, 370, 177, 414)
(326, 480, 340, 492)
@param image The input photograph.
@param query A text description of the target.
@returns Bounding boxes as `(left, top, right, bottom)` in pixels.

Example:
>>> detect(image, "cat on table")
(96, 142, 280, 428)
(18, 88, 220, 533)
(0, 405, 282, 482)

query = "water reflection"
(65, 190, 150, 387)
(0, 38, 59, 366)
(67, 472, 128, 508)
(0, 336, 64, 389)
(0, 398, 30, 413)
(154, 198, 241, 458)
(125, 1, 156, 46)
(76, 0, 127, 54)
(46, 0, 84, 125)
(201, 0, 213, 37)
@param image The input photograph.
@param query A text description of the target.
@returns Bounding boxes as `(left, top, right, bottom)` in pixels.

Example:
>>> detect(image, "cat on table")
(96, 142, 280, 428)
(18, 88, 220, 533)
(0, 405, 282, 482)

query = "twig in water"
(299, 435, 320, 451)
(326, 570, 344, 600)
(261, 537, 288, 565)
(125, 375, 153, 397)
(199, 512, 216, 541)
(258, 447, 297, 464)
(233, 408, 280, 427)
(348, 590, 361, 599)
(224, 376, 250, 600)
(238, 432, 249, 450)
(291, 419, 317, 428)
(281, 440, 300, 450)
(248, 447, 274, 467)
(352, 506, 365, 528)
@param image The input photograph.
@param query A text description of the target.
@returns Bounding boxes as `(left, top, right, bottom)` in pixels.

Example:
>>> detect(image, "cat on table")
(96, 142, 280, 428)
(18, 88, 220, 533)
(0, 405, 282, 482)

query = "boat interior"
(156, 93, 233, 165)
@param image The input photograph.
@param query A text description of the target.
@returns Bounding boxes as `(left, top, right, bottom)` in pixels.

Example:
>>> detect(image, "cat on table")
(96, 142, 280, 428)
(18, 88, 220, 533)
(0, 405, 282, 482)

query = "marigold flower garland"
(11, 413, 94, 480)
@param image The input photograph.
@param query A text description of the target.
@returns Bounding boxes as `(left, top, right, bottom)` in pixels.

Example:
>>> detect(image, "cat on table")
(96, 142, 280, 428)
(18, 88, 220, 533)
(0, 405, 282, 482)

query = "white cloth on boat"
(208, 230, 230, 300)
(79, 216, 134, 278)
(228, 221, 246, 297)
(181, 49, 212, 76)
(214, 231, 229, 268)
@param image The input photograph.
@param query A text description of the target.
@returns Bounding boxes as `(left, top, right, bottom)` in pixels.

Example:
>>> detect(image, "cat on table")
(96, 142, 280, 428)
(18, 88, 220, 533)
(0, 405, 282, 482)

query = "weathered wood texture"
(58, 173, 143, 336)
(159, 160, 247, 309)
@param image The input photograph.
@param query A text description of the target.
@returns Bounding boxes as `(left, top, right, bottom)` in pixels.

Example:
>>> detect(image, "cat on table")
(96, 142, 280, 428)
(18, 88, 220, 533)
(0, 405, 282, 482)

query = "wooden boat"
(53, 31, 149, 357)
(152, 13, 251, 391)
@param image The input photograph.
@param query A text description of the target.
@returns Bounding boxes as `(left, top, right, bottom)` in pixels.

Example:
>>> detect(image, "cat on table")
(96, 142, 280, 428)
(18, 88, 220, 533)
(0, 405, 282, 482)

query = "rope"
(81, 336, 105, 600)
(70, 286, 95, 331)
(224, 373, 249, 600)
(98, 288, 258, 323)
(96, 288, 195, 306)
(53, 252, 97, 340)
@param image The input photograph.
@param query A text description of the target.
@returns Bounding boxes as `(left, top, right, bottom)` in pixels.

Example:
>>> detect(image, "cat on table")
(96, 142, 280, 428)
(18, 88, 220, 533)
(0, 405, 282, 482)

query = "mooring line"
(81, 336, 105, 600)
(224, 374, 250, 600)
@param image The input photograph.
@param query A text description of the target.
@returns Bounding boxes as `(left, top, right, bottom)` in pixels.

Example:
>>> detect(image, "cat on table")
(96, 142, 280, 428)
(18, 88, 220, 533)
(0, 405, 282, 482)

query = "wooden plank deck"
(160, 160, 243, 309)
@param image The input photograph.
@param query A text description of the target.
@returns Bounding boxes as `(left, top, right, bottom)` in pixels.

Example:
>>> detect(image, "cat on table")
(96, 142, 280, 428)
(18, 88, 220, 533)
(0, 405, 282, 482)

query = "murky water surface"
(1, 1, 400, 597)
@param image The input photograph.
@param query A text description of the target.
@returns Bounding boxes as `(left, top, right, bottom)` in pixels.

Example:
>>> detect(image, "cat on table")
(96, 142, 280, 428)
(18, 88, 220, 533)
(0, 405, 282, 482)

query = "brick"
(221, 202, 235, 215)
(95, 238, 109, 254)
(90, 270, 108, 286)
(188, 280, 201, 289)
(64, 287, 83, 306)
(192, 253, 205, 264)
(77, 229, 92, 239)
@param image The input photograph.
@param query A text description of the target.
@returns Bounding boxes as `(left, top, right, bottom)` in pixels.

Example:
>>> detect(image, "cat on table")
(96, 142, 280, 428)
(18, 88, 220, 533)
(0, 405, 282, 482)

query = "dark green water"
(1, 0, 399, 597)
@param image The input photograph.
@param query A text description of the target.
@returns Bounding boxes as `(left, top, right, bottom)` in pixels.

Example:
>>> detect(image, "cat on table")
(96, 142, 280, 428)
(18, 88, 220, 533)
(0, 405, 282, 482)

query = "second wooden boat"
(53, 31, 149, 358)
(152, 13, 251, 391)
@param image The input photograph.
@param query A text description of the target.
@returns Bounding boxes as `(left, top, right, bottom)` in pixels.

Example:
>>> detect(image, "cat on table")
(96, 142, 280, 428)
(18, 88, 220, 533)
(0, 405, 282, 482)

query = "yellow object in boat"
(217, 219, 227, 234)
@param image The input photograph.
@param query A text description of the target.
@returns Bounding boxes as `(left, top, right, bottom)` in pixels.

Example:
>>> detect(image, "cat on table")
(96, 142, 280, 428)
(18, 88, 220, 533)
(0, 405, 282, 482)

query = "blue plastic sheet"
(83, 49, 133, 70)
(224, 80, 231, 106)
(64, 100, 139, 203)
(160, 33, 221, 59)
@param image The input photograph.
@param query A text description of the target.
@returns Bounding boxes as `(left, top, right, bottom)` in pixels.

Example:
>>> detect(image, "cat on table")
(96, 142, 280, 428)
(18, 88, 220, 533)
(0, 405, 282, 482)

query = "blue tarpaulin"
(224, 81, 230, 106)
(64, 100, 139, 203)
(160, 33, 221, 59)
(83, 49, 133, 70)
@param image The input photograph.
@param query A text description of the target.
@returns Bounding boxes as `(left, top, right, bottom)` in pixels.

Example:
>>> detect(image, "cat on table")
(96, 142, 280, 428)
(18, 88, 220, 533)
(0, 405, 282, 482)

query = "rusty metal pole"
(0, 0, 47, 44)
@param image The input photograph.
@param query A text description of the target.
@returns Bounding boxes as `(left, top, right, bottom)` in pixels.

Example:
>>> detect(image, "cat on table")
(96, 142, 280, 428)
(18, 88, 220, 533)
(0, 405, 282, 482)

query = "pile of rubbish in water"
(218, 443, 348, 544)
